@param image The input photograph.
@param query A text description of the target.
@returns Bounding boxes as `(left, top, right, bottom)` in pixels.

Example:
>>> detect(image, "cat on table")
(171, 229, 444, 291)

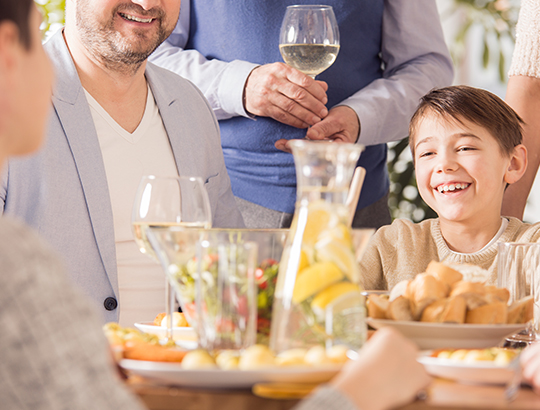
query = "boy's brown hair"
(409, 85, 523, 157)
(0, 0, 33, 49)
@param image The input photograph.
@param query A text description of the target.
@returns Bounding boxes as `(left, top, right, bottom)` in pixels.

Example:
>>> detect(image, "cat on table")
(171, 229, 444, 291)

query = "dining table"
(127, 375, 540, 410)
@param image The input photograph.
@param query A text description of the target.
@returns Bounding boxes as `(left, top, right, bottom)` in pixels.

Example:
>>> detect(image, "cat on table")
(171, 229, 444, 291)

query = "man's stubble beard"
(75, 1, 171, 76)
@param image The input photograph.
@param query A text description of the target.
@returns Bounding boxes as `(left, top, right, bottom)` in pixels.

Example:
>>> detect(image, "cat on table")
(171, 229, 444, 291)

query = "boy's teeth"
(437, 183, 469, 193)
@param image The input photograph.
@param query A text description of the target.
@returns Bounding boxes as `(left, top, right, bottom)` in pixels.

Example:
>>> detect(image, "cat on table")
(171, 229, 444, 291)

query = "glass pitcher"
(269, 140, 366, 353)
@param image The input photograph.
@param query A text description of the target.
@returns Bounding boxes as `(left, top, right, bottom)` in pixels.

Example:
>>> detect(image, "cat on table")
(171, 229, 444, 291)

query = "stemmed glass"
(279, 5, 340, 79)
(131, 175, 212, 342)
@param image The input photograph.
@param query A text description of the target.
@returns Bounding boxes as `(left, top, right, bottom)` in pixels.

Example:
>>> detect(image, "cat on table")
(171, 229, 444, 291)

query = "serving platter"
(417, 351, 516, 385)
(120, 359, 341, 389)
(367, 318, 525, 349)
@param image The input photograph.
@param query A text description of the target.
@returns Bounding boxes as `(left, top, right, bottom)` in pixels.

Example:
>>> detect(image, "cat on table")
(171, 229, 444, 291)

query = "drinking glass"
(498, 242, 540, 346)
(195, 238, 258, 351)
(131, 176, 211, 341)
(279, 5, 340, 79)
(147, 228, 260, 352)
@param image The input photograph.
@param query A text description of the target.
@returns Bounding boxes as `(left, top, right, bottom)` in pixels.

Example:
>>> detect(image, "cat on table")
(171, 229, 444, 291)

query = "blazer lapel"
(46, 31, 118, 296)
(146, 65, 203, 178)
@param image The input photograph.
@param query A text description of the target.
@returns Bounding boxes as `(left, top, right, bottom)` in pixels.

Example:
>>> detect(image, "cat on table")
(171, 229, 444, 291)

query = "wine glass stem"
(166, 279, 174, 342)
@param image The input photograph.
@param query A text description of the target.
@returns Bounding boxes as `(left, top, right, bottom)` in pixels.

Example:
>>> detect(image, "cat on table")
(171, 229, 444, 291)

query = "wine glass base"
(501, 329, 539, 349)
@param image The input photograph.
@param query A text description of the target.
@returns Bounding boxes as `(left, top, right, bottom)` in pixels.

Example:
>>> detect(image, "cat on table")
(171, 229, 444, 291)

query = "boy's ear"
(504, 144, 528, 185)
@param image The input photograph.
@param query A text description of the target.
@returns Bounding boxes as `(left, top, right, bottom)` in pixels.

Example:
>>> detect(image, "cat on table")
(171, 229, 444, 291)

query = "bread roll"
(420, 299, 446, 323)
(465, 301, 508, 324)
(484, 285, 510, 304)
(425, 261, 463, 287)
(507, 296, 534, 324)
(386, 296, 414, 321)
(389, 279, 410, 302)
(450, 281, 487, 310)
(367, 294, 389, 319)
(406, 273, 448, 320)
(421, 296, 466, 324)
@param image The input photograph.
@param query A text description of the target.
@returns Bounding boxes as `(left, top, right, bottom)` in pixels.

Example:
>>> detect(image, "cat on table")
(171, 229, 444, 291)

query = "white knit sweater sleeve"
(508, 0, 540, 78)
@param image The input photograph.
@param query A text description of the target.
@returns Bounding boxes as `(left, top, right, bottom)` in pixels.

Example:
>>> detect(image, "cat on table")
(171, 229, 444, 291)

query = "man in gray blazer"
(0, 0, 244, 324)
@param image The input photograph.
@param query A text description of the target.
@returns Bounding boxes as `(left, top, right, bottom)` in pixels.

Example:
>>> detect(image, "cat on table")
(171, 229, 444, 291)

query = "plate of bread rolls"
(366, 261, 530, 349)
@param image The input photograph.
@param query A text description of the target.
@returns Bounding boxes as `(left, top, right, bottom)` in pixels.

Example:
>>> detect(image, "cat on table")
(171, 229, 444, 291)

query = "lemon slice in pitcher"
(311, 282, 360, 317)
(292, 261, 343, 304)
(315, 235, 360, 282)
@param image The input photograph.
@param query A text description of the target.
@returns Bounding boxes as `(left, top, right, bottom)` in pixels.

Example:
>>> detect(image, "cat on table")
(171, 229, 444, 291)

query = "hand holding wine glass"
(279, 5, 340, 79)
(132, 176, 212, 342)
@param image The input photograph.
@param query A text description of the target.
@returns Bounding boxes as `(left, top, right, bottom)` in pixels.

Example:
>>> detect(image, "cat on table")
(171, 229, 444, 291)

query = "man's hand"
(244, 62, 328, 128)
(274, 105, 360, 153)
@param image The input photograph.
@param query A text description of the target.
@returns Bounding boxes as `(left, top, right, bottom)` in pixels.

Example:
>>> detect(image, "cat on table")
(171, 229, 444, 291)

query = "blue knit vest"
(187, 0, 388, 213)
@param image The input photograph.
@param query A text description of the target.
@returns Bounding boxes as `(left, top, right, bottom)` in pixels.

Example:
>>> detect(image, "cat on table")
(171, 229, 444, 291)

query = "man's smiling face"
(74, 0, 180, 72)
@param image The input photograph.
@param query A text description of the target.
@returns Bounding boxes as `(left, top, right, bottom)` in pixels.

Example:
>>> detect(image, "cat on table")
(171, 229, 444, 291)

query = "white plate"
(120, 359, 341, 389)
(134, 322, 197, 341)
(367, 318, 525, 349)
(417, 351, 515, 385)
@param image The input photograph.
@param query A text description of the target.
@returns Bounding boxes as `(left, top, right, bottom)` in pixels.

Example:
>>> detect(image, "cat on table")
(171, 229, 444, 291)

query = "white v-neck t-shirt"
(85, 84, 178, 327)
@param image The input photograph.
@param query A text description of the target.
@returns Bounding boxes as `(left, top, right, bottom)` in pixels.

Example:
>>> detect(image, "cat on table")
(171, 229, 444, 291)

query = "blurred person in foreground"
(0, 1, 146, 408)
(502, 0, 540, 220)
(0, 0, 244, 327)
(522, 341, 540, 394)
(360, 85, 535, 290)
(0, 2, 431, 409)
(150, 0, 454, 229)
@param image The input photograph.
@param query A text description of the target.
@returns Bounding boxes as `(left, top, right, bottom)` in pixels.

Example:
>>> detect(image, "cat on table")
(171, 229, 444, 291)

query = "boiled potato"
(181, 349, 217, 369)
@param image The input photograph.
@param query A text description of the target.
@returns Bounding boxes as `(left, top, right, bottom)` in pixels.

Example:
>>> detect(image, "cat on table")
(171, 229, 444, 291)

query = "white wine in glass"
(131, 176, 212, 341)
(279, 5, 340, 79)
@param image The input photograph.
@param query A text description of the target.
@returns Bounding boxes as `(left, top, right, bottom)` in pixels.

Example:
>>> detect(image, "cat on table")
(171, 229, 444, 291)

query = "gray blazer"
(0, 30, 244, 322)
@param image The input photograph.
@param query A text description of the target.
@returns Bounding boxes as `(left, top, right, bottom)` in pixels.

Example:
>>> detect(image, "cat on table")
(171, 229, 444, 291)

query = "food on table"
(181, 350, 218, 369)
(326, 344, 350, 364)
(367, 261, 533, 325)
(507, 295, 534, 324)
(103, 323, 187, 362)
(123, 340, 187, 362)
(304, 345, 333, 365)
(152, 311, 189, 327)
(104, 320, 351, 370)
(215, 350, 240, 370)
(239, 344, 276, 370)
(430, 347, 520, 365)
(275, 348, 308, 366)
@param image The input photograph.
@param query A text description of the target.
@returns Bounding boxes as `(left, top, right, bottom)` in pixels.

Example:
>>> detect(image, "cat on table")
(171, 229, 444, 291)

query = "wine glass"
(498, 242, 540, 347)
(279, 5, 340, 79)
(132, 175, 212, 342)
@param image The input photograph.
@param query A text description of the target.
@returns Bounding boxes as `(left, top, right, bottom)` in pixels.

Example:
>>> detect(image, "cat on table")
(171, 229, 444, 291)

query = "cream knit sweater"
(508, 0, 540, 78)
(360, 217, 540, 290)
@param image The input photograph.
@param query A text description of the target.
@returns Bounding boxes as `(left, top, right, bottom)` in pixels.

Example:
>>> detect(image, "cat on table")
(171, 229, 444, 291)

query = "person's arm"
(150, 1, 328, 127)
(294, 327, 431, 410)
(502, 76, 540, 219)
(303, 0, 454, 147)
(502, 0, 540, 219)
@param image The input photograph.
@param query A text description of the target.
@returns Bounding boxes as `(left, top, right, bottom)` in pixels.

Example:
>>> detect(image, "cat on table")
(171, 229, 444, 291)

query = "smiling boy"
(361, 85, 540, 290)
